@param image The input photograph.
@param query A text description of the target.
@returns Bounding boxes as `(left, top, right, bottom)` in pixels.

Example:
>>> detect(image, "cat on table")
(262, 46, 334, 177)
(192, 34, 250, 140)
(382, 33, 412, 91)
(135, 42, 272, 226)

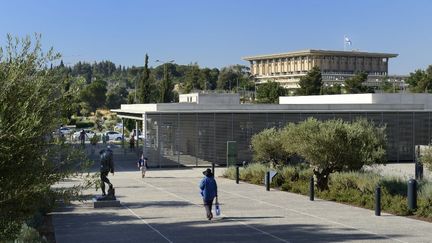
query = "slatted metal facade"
(142, 111, 431, 167)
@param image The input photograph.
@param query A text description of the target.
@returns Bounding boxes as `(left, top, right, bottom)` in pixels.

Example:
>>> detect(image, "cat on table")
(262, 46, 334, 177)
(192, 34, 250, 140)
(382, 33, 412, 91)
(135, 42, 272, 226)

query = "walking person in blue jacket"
(199, 168, 218, 220)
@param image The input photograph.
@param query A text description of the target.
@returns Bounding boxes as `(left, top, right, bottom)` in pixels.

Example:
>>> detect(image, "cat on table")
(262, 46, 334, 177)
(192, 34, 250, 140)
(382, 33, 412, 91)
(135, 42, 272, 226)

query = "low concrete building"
(112, 93, 432, 167)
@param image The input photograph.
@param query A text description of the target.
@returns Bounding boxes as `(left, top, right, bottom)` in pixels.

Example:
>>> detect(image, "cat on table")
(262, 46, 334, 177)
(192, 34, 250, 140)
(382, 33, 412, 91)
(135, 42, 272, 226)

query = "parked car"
(104, 131, 123, 141)
(59, 127, 72, 135)
(73, 129, 96, 141)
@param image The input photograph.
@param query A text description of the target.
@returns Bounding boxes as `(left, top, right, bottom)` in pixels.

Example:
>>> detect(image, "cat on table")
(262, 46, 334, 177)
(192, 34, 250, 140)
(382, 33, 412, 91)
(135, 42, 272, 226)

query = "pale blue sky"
(0, 0, 430, 74)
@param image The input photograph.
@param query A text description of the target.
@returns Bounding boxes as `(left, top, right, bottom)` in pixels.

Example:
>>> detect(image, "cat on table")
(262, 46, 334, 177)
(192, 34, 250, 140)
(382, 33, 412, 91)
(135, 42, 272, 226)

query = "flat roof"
(112, 103, 424, 117)
(111, 94, 432, 119)
(243, 49, 398, 61)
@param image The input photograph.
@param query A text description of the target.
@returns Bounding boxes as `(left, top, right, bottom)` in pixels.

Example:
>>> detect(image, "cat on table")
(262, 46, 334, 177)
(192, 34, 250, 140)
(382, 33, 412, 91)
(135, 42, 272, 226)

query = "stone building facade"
(243, 49, 398, 88)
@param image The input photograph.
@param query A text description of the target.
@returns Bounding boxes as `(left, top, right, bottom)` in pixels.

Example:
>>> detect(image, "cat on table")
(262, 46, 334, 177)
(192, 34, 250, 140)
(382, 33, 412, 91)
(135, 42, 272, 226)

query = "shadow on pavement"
(124, 201, 194, 209)
(53, 210, 406, 243)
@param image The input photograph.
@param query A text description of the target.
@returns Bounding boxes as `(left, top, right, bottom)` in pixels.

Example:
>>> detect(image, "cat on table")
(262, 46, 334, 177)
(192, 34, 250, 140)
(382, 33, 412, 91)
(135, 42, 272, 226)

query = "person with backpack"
(137, 154, 148, 178)
(99, 145, 115, 197)
(199, 168, 218, 220)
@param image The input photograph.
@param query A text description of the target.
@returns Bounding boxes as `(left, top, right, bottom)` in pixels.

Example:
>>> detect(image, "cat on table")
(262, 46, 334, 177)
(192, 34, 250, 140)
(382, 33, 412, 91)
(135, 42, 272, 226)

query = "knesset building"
(112, 93, 432, 168)
(243, 49, 398, 88)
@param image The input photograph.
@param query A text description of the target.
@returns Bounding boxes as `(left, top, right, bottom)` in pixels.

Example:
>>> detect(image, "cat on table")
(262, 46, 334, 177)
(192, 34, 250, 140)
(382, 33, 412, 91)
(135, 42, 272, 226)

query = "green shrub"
(224, 166, 236, 180)
(224, 164, 432, 219)
(90, 135, 100, 145)
(416, 182, 432, 218)
(76, 121, 94, 128)
(68, 118, 77, 125)
(381, 177, 406, 197)
(243, 163, 268, 184)
(381, 192, 410, 215)
(14, 224, 47, 243)
(329, 171, 379, 194)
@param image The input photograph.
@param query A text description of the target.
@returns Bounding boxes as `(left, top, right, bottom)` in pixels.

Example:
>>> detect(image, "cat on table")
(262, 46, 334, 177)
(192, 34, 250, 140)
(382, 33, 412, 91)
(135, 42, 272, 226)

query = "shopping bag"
(215, 197, 221, 216)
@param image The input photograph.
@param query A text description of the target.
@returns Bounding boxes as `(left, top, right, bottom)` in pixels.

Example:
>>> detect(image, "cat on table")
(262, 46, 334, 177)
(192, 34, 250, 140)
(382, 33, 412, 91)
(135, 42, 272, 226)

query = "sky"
(0, 0, 431, 75)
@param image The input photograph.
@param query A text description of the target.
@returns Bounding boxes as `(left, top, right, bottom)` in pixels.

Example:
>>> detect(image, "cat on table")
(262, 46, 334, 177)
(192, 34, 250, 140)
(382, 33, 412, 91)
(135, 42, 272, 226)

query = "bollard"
(415, 162, 424, 181)
(375, 186, 381, 216)
(236, 166, 239, 184)
(408, 178, 417, 210)
(212, 163, 215, 175)
(265, 171, 270, 191)
(309, 176, 314, 201)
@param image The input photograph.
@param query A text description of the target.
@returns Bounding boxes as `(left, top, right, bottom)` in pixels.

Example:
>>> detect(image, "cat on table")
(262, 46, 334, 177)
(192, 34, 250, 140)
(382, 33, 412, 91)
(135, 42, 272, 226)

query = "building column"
(142, 113, 147, 157)
(135, 120, 139, 149)
(121, 118, 125, 148)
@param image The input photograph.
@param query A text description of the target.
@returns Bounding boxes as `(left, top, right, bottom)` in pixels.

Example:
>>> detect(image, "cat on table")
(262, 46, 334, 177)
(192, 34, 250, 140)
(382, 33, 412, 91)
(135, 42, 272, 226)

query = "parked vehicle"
(104, 131, 123, 141)
(59, 127, 72, 135)
(73, 129, 96, 140)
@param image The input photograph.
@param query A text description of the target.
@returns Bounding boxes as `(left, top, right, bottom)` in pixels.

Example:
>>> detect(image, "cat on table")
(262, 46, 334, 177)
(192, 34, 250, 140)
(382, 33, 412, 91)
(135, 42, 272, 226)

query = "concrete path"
(52, 146, 432, 243)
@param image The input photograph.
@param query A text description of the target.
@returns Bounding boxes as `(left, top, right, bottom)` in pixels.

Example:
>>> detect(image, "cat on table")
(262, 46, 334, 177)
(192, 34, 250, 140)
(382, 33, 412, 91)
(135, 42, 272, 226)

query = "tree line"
(54, 57, 255, 119)
(258, 64, 432, 104)
(54, 56, 432, 115)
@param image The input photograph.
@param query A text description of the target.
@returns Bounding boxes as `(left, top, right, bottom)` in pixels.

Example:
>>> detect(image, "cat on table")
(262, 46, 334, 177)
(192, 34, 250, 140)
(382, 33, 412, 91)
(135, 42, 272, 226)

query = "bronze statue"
(97, 145, 116, 201)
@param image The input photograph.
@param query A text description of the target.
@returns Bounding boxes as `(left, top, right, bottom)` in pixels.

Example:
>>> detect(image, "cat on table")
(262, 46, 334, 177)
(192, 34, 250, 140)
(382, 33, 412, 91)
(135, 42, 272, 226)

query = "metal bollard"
(236, 166, 239, 184)
(265, 171, 270, 191)
(375, 186, 381, 216)
(415, 162, 424, 181)
(408, 178, 417, 210)
(212, 163, 215, 174)
(309, 176, 314, 201)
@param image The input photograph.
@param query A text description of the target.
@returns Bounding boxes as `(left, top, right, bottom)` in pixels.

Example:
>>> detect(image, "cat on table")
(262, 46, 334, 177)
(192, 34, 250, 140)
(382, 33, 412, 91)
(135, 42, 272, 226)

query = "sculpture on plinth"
(97, 145, 116, 201)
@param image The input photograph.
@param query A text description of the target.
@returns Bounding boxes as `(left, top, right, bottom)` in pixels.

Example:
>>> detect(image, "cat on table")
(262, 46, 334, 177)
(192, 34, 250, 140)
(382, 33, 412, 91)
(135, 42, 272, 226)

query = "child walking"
(137, 154, 148, 178)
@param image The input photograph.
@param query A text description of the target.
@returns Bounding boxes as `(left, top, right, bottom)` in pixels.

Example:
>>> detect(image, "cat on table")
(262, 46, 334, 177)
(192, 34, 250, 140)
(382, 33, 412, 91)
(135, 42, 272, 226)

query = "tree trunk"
(313, 168, 331, 191)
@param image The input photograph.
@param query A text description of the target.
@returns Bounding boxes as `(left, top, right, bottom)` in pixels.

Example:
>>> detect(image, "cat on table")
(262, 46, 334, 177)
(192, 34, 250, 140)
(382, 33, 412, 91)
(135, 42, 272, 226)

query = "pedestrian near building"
(199, 168, 218, 220)
(129, 132, 135, 151)
(137, 154, 148, 178)
(79, 129, 87, 145)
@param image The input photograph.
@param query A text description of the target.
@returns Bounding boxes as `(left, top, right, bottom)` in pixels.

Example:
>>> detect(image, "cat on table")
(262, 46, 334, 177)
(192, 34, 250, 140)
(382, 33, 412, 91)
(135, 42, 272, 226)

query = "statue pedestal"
(93, 197, 121, 208)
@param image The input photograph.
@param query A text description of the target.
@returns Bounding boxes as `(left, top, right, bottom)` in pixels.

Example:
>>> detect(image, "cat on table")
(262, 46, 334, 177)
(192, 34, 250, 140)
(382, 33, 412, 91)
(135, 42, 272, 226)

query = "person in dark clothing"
(100, 146, 114, 196)
(79, 129, 87, 145)
(199, 168, 218, 220)
(129, 133, 135, 151)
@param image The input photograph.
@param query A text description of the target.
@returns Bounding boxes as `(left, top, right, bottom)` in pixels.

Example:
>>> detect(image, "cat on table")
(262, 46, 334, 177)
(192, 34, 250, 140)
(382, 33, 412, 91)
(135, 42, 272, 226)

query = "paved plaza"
(52, 145, 432, 243)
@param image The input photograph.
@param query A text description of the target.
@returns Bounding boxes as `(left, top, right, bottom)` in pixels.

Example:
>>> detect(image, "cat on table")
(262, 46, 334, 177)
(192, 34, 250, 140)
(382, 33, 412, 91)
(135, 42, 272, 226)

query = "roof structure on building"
(243, 49, 398, 61)
(111, 94, 432, 119)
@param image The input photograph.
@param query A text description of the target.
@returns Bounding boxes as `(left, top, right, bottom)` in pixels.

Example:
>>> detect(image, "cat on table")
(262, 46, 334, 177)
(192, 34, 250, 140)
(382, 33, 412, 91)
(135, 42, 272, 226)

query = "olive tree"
(0, 34, 94, 240)
(281, 118, 387, 191)
(251, 128, 291, 166)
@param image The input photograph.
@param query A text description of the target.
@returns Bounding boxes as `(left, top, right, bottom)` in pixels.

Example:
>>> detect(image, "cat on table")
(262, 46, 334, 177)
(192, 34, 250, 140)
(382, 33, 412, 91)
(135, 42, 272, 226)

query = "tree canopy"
(137, 54, 152, 103)
(297, 66, 322, 95)
(0, 34, 93, 241)
(256, 81, 286, 103)
(344, 72, 368, 93)
(251, 118, 387, 191)
(406, 65, 432, 93)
